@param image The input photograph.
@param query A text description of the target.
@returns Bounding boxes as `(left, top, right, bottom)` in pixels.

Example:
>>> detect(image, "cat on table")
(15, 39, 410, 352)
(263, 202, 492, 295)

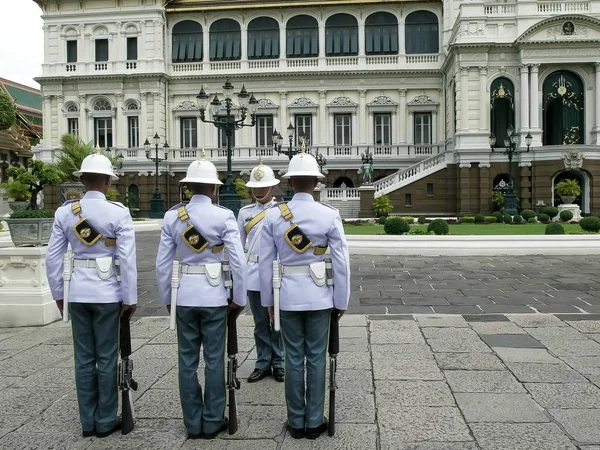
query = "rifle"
(223, 258, 240, 435)
(169, 260, 180, 331)
(119, 315, 138, 435)
(62, 253, 72, 323)
(328, 309, 339, 437)
(272, 261, 281, 332)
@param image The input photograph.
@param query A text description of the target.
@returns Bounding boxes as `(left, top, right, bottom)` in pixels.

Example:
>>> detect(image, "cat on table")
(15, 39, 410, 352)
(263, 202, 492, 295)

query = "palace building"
(31, 0, 600, 216)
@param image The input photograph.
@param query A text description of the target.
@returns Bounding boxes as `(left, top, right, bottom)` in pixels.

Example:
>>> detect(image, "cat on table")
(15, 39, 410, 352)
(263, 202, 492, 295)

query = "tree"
(0, 89, 17, 131)
(56, 133, 119, 182)
(7, 160, 63, 210)
(235, 178, 249, 199)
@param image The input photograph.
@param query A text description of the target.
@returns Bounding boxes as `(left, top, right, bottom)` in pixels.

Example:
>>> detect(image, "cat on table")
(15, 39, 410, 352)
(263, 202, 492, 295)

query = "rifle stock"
(62, 253, 72, 323)
(119, 315, 138, 435)
(224, 256, 240, 435)
(328, 310, 339, 437)
(169, 260, 180, 331)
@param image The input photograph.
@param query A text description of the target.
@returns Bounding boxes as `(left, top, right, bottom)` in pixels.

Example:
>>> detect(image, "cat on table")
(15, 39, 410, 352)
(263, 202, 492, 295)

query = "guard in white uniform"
(46, 153, 138, 438)
(237, 162, 284, 383)
(259, 149, 350, 439)
(155, 156, 247, 440)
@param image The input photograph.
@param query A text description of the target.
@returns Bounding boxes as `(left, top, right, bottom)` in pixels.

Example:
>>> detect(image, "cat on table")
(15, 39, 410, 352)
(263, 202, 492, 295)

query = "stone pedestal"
(557, 204, 582, 222)
(358, 185, 376, 218)
(0, 247, 61, 327)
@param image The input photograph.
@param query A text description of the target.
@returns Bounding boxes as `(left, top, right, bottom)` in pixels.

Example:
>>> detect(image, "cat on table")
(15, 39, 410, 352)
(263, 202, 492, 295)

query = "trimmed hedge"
(378, 216, 387, 225)
(513, 215, 523, 224)
(492, 211, 504, 223)
(527, 217, 537, 224)
(543, 206, 559, 219)
(503, 214, 512, 224)
(459, 216, 475, 224)
(384, 218, 410, 235)
(559, 210, 574, 222)
(521, 209, 536, 221)
(9, 209, 55, 219)
(580, 216, 600, 233)
(474, 214, 485, 223)
(427, 219, 449, 235)
(545, 223, 565, 234)
(398, 216, 414, 224)
(485, 216, 498, 223)
(538, 213, 550, 224)
(417, 216, 427, 224)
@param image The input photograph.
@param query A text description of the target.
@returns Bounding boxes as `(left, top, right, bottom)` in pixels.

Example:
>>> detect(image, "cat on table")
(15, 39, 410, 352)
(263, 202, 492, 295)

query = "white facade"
(32, 0, 600, 189)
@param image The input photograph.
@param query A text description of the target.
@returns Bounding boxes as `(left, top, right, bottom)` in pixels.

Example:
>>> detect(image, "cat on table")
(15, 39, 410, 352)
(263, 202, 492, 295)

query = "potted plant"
(6, 160, 63, 211)
(554, 179, 581, 204)
(0, 88, 17, 131)
(6, 208, 55, 247)
(1, 180, 31, 212)
(373, 194, 394, 217)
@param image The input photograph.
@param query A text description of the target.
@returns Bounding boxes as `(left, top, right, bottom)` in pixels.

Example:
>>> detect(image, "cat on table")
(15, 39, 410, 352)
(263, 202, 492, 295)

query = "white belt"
(281, 265, 310, 275)
(73, 259, 98, 268)
(248, 255, 259, 263)
(181, 265, 206, 274)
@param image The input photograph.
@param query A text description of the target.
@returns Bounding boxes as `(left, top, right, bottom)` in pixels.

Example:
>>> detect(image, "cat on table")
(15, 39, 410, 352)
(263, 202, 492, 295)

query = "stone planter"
(6, 218, 54, 247)
(8, 201, 29, 212)
(59, 182, 85, 203)
(560, 195, 576, 204)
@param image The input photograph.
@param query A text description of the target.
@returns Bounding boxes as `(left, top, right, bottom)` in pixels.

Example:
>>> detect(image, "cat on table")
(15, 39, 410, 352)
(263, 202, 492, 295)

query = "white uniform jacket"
(259, 193, 350, 311)
(237, 198, 276, 292)
(156, 194, 247, 308)
(45, 190, 138, 305)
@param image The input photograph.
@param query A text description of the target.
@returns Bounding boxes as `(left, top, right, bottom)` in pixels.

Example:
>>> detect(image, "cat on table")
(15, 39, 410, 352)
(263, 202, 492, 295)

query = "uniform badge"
(182, 225, 209, 253)
(284, 224, 312, 253)
(254, 168, 264, 180)
(80, 228, 92, 239)
(292, 235, 303, 246)
(188, 234, 200, 246)
(73, 218, 102, 246)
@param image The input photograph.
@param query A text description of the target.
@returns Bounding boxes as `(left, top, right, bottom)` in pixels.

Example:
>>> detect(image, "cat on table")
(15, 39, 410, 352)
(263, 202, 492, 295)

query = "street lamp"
(489, 127, 532, 216)
(144, 132, 170, 218)
(273, 124, 307, 200)
(105, 147, 124, 171)
(197, 80, 258, 217)
(313, 149, 327, 174)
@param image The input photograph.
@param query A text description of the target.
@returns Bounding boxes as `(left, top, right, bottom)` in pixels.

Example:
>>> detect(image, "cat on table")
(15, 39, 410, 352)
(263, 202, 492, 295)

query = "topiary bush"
(503, 214, 512, 224)
(474, 214, 485, 223)
(545, 223, 565, 234)
(513, 215, 523, 224)
(399, 216, 414, 224)
(417, 216, 426, 224)
(580, 216, 600, 233)
(378, 216, 387, 225)
(492, 211, 504, 223)
(384, 218, 410, 235)
(485, 216, 497, 223)
(538, 213, 550, 224)
(459, 216, 475, 224)
(521, 209, 536, 221)
(527, 217, 537, 224)
(9, 208, 56, 219)
(408, 228, 433, 235)
(428, 219, 449, 235)
(559, 210, 574, 222)
(543, 206, 559, 219)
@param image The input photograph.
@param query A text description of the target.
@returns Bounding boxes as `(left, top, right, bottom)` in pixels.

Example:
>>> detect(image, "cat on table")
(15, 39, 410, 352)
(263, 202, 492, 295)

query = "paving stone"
(415, 315, 469, 328)
(184, 440, 277, 450)
(337, 351, 372, 370)
(0, 387, 68, 416)
(336, 370, 373, 392)
(0, 433, 93, 450)
(0, 345, 72, 377)
(237, 378, 285, 405)
(508, 315, 567, 327)
(464, 314, 510, 322)
(445, 370, 525, 393)
(147, 330, 179, 344)
(526, 327, 590, 342)
(334, 389, 375, 423)
(339, 326, 368, 339)
(369, 320, 420, 333)
(454, 393, 548, 423)
(383, 443, 479, 450)
(434, 352, 505, 371)
(375, 380, 455, 407)
(370, 330, 425, 345)
(470, 422, 576, 450)
(0, 415, 31, 438)
(0, 377, 20, 391)
(549, 408, 600, 443)
(493, 348, 561, 363)
(566, 320, 600, 333)
(470, 322, 526, 334)
(560, 356, 600, 377)
(506, 362, 589, 383)
(428, 335, 491, 353)
(339, 315, 368, 327)
(378, 406, 471, 442)
(336, 337, 367, 352)
(220, 405, 287, 439)
(541, 338, 600, 357)
(14, 367, 75, 388)
(371, 343, 434, 360)
(88, 419, 186, 450)
(280, 423, 376, 449)
(479, 334, 545, 349)
(373, 359, 443, 381)
(135, 389, 183, 419)
(18, 399, 81, 434)
(525, 382, 600, 408)
(130, 318, 169, 339)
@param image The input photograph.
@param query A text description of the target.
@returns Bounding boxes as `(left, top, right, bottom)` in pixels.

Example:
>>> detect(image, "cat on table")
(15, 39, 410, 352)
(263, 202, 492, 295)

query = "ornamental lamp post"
(489, 127, 532, 216)
(197, 80, 258, 217)
(105, 147, 124, 171)
(314, 149, 327, 174)
(273, 123, 305, 200)
(144, 132, 169, 218)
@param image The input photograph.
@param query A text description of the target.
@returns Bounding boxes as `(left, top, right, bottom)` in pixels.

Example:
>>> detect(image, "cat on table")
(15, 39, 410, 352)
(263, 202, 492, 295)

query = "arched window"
(172, 21, 203, 62)
(543, 71, 585, 145)
(333, 177, 355, 188)
(93, 99, 112, 111)
(405, 11, 439, 54)
(365, 12, 398, 55)
(210, 19, 241, 61)
(126, 184, 140, 210)
(66, 103, 79, 113)
(286, 15, 318, 58)
(248, 17, 279, 59)
(490, 77, 515, 149)
(326, 14, 358, 56)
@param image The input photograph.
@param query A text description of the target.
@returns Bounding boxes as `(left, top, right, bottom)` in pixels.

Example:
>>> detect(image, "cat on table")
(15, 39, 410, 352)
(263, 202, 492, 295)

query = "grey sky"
(0, 0, 44, 88)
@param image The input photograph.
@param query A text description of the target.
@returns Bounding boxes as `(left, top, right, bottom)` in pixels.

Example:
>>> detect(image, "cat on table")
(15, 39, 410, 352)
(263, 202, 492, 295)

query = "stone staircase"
(373, 151, 452, 197)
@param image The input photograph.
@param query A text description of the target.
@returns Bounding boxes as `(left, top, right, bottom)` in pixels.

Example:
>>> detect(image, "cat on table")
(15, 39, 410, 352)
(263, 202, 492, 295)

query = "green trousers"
(70, 302, 120, 434)
(248, 290, 284, 370)
(176, 306, 227, 435)
(280, 309, 330, 429)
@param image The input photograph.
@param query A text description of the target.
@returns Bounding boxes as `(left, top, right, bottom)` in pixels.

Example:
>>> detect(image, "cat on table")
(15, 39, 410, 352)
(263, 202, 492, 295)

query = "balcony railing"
(322, 188, 360, 200)
(537, 0, 589, 12)
(484, 4, 517, 15)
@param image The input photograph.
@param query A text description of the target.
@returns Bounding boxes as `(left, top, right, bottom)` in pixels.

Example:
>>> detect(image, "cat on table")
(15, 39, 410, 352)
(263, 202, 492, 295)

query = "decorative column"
(318, 21, 326, 67)
(409, 111, 414, 144)
(398, 89, 407, 144)
(459, 163, 472, 214)
(519, 162, 532, 210)
(520, 65, 529, 132)
(529, 64, 539, 130)
(358, 21, 365, 67)
(115, 93, 125, 148)
(318, 90, 327, 144)
(479, 67, 488, 132)
(78, 94, 87, 143)
(279, 91, 288, 136)
(240, 24, 248, 71)
(460, 66, 469, 132)
(479, 163, 491, 214)
(398, 22, 406, 56)
(42, 95, 52, 146)
(279, 26, 286, 65)
(358, 90, 367, 144)
(55, 95, 64, 144)
(594, 63, 600, 143)
(153, 92, 161, 138)
(203, 25, 210, 71)
(140, 92, 149, 144)
(167, 94, 174, 147)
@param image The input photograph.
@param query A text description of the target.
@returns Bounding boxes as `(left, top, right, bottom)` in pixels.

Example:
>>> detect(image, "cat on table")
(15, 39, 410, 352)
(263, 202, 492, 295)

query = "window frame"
(405, 193, 412, 207)
(365, 12, 399, 55)
(127, 116, 139, 148)
(94, 117, 113, 148)
(427, 183, 434, 197)
(325, 13, 359, 57)
(172, 20, 203, 63)
(295, 114, 312, 147)
(374, 113, 392, 146)
(286, 15, 319, 58)
(68, 118, 79, 137)
(209, 19, 241, 61)
(255, 115, 274, 147)
(248, 17, 279, 60)
(414, 112, 432, 145)
(95, 39, 109, 62)
(405, 10, 439, 55)
(180, 117, 198, 149)
(334, 113, 352, 147)
(66, 40, 78, 63)
(127, 37, 138, 61)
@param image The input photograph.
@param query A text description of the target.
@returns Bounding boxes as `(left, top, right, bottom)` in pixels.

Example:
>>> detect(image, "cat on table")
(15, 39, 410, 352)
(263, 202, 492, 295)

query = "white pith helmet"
(282, 152, 324, 179)
(246, 161, 280, 188)
(180, 153, 223, 185)
(73, 153, 118, 180)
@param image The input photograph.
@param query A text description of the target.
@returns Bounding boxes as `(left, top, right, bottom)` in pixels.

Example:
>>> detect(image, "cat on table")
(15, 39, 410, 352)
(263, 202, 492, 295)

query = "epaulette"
(240, 204, 253, 210)
(319, 202, 338, 211)
(107, 200, 126, 209)
(214, 204, 230, 210)
(167, 202, 186, 212)
(60, 199, 78, 207)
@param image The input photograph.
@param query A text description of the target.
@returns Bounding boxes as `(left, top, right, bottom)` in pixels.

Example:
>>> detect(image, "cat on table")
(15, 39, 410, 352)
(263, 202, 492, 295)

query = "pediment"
(516, 15, 600, 45)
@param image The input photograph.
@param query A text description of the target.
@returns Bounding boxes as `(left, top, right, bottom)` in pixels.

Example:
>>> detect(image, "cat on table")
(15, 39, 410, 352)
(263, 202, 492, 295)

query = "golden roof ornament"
(299, 136, 307, 154)
(498, 83, 506, 98)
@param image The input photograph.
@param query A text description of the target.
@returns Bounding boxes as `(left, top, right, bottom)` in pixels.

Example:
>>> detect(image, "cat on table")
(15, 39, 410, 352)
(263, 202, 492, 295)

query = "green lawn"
(343, 223, 585, 235)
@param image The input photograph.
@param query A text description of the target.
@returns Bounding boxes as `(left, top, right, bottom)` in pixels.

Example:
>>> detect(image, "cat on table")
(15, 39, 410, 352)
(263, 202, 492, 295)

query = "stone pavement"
(1, 314, 600, 449)
(136, 231, 600, 317)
